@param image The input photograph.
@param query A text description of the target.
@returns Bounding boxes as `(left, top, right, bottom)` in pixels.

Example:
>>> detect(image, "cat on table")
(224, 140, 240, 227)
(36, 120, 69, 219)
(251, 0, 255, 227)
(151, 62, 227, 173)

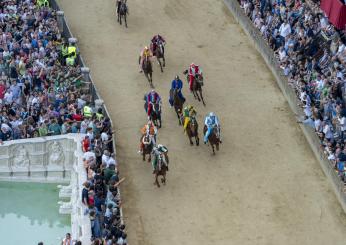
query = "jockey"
(151, 144, 168, 173)
(145, 90, 161, 118)
(183, 105, 197, 132)
(169, 75, 185, 107)
(151, 34, 166, 54)
(139, 46, 153, 72)
(138, 120, 157, 154)
(204, 112, 221, 144)
(188, 63, 203, 91)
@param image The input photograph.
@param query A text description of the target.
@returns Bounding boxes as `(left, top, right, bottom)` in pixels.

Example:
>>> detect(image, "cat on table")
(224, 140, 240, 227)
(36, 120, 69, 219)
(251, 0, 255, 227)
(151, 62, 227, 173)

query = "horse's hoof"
(190, 142, 193, 146)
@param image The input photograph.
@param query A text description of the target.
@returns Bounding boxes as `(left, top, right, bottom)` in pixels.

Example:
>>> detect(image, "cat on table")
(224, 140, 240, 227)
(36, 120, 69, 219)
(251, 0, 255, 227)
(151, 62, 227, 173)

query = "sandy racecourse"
(58, 0, 346, 244)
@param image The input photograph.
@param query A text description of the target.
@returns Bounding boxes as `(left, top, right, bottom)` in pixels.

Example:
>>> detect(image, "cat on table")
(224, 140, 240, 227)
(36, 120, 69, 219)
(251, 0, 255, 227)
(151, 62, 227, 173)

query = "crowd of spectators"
(0, 0, 95, 143)
(0, 0, 124, 244)
(81, 142, 127, 245)
(238, 0, 346, 181)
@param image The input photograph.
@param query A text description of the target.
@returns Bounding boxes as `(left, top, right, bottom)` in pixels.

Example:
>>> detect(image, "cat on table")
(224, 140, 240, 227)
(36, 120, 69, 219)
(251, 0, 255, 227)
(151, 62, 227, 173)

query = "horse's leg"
(196, 135, 200, 146)
(142, 151, 145, 161)
(188, 135, 193, 145)
(157, 57, 163, 73)
(176, 110, 181, 125)
(192, 90, 198, 100)
(149, 72, 153, 88)
(148, 153, 151, 163)
(199, 89, 206, 106)
(212, 144, 215, 155)
(158, 114, 162, 128)
(163, 55, 166, 67)
(145, 72, 151, 87)
(216, 143, 219, 151)
(194, 89, 201, 101)
(155, 174, 160, 188)
(163, 172, 166, 185)
(124, 14, 127, 28)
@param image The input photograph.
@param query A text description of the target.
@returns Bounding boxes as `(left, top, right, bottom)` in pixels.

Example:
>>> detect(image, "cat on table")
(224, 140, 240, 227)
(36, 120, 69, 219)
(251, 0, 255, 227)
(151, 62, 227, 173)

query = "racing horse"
(140, 134, 154, 162)
(139, 55, 153, 87)
(186, 116, 199, 146)
(152, 41, 165, 73)
(203, 125, 220, 154)
(171, 88, 184, 125)
(183, 70, 206, 106)
(117, 0, 128, 28)
(144, 101, 162, 128)
(153, 151, 169, 188)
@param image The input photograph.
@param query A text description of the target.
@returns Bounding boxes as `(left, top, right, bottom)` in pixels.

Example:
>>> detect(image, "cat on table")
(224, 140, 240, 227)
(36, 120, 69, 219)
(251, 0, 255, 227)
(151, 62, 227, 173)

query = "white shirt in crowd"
(279, 22, 291, 38)
(278, 48, 287, 61)
(339, 116, 346, 132)
(102, 154, 117, 168)
(83, 151, 96, 162)
(101, 132, 109, 142)
(314, 118, 322, 132)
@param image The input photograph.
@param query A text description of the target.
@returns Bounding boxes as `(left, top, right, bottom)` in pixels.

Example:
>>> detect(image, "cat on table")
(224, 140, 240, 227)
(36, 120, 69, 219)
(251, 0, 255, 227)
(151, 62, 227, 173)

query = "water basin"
(0, 181, 70, 245)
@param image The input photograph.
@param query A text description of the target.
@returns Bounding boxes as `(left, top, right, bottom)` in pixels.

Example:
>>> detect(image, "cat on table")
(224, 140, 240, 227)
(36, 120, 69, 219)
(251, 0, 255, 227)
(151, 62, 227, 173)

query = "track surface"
(58, 0, 346, 244)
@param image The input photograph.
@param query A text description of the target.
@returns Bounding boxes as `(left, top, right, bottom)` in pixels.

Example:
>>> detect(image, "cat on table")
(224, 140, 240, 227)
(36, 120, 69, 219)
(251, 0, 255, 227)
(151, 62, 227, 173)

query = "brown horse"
(153, 42, 165, 73)
(139, 56, 153, 87)
(203, 125, 220, 154)
(171, 88, 184, 125)
(186, 116, 199, 146)
(153, 151, 169, 188)
(141, 134, 153, 162)
(183, 70, 206, 106)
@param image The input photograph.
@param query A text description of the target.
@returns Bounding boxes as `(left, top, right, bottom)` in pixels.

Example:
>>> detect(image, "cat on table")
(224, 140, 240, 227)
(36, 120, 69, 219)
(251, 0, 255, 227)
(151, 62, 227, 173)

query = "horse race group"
(116, 0, 222, 187)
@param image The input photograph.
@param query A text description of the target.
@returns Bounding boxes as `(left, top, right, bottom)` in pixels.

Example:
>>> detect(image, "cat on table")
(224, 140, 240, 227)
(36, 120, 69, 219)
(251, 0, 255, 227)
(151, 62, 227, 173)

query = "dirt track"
(58, 0, 346, 244)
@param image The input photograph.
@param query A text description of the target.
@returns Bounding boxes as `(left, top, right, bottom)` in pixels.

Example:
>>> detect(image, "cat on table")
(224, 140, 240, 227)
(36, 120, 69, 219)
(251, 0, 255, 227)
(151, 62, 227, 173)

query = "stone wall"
(0, 135, 78, 182)
(0, 134, 92, 244)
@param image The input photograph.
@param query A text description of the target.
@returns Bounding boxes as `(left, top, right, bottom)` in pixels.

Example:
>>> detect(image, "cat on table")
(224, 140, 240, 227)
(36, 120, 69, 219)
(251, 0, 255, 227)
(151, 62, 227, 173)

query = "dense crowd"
(0, 0, 94, 143)
(238, 0, 346, 181)
(0, 0, 124, 244)
(81, 136, 127, 245)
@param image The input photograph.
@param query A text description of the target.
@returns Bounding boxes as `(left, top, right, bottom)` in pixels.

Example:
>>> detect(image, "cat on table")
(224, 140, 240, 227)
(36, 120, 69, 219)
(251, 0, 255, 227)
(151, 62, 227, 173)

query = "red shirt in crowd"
(82, 137, 90, 152)
(0, 83, 5, 99)
(72, 113, 83, 121)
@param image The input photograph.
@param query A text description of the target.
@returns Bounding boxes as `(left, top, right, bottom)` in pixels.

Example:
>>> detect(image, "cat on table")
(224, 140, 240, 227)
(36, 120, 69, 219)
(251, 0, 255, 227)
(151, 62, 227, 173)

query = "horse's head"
(183, 70, 188, 75)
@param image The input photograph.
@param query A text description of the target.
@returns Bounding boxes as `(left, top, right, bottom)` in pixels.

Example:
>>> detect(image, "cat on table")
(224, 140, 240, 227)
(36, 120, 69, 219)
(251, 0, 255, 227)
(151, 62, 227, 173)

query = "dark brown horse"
(153, 42, 165, 73)
(139, 56, 153, 87)
(171, 88, 184, 125)
(183, 70, 206, 106)
(153, 151, 169, 188)
(117, 0, 128, 28)
(203, 125, 220, 154)
(141, 134, 153, 162)
(186, 116, 199, 146)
